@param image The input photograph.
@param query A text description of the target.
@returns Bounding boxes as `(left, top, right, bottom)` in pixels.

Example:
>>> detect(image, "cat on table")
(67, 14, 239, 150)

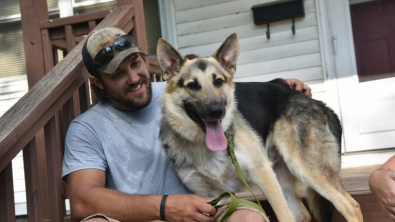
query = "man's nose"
(125, 68, 139, 84)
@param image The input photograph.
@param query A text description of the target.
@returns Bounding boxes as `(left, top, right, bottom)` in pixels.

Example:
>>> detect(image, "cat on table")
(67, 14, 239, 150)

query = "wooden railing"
(0, 1, 161, 221)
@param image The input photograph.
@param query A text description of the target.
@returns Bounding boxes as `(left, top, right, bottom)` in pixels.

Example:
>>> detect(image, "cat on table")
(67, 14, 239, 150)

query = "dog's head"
(157, 34, 240, 152)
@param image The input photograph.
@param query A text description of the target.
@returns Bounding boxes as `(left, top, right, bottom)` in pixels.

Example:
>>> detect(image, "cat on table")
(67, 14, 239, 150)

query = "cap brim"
(97, 47, 143, 74)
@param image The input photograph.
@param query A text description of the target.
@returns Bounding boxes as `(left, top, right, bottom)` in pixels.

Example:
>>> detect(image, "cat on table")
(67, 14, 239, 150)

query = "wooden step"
(235, 165, 391, 222)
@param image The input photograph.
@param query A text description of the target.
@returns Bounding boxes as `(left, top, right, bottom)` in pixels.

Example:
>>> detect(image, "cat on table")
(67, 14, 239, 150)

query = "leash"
(225, 131, 264, 210)
(207, 131, 265, 222)
(208, 192, 264, 222)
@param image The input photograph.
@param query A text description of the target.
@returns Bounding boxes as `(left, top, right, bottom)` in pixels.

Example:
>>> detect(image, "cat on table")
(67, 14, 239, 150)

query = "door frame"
(158, 0, 178, 48)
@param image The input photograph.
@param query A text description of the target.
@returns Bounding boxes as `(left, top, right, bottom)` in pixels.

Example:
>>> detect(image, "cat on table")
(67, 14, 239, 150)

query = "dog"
(156, 33, 363, 222)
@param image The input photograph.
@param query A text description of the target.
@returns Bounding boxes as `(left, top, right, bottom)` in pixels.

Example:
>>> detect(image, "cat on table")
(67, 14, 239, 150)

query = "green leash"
(225, 131, 264, 209)
(207, 131, 265, 222)
(208, 192, 264, 222)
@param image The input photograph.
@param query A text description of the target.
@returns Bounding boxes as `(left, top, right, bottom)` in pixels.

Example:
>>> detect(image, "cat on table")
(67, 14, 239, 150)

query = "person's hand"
(284, 78, 312, 98)
(164, 194, 216, 222)
(369, 168, 395, 220)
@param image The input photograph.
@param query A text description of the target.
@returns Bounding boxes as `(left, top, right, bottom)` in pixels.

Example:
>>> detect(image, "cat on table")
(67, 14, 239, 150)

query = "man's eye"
(186, 82, 200, 90)
(131, 61, 140, 67)
(112, 71, 123, 77)
(214, 79, 224, 87)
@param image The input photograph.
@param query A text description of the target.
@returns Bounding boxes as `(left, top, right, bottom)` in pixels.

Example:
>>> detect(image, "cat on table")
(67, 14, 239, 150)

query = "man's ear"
(213, 33, 239, 75)
(157, 38, 185, 81)
(89, 75, 104, 90)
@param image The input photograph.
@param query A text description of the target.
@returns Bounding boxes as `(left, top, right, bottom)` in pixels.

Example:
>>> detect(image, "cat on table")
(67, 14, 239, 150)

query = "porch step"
(235, 165, 391, 222)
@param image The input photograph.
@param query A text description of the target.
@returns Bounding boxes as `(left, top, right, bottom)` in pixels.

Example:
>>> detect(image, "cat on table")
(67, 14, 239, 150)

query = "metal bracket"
(292, 18, 296, 35)
(332, 35, 338, 55)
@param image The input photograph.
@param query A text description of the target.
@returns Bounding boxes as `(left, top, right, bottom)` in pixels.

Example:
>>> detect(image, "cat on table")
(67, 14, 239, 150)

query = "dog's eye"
(186, 82, 201, 90)
(214, 79, 224, 87)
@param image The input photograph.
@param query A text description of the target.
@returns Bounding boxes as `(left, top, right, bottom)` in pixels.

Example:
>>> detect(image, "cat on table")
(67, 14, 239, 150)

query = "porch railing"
(0, 1, 161, 221)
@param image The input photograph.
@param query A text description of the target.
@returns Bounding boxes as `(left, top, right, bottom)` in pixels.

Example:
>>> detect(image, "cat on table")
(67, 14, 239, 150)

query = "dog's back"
(236, 80, 341, 147)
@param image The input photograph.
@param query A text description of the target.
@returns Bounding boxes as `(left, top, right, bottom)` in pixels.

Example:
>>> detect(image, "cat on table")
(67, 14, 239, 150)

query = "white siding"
(0, 75, 28, 215)
(0, 75, 28, 116)
(172, 0, 326, 101)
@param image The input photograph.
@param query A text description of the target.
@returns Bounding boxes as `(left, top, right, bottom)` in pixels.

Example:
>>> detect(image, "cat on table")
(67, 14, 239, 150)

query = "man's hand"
(370, 168, 395, 221)
(284, 78, 312, 98)
(165, 194, 216, 222)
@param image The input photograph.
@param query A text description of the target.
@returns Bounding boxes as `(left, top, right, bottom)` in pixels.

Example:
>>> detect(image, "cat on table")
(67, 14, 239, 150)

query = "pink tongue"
(203, 120, 227, 151)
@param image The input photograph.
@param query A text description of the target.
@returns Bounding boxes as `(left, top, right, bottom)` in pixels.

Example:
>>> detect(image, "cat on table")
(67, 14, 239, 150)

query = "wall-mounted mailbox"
(251, 0, 305, 39)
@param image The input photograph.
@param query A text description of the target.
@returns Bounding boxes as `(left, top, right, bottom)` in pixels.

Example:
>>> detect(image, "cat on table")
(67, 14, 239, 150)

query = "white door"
(323, 0, 395, 152)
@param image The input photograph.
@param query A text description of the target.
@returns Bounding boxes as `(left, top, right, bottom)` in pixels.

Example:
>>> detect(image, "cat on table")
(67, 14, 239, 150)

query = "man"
(369, 155, 395, 220)
(62, 27, 312, 222)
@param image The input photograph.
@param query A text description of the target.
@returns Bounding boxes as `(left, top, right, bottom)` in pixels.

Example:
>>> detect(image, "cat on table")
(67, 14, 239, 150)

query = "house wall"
(171, 0, 328, 103)
(168, 0, 395, 163)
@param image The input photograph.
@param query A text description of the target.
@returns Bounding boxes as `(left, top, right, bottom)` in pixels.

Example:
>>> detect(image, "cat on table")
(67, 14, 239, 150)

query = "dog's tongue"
(203, 120, 227, 152)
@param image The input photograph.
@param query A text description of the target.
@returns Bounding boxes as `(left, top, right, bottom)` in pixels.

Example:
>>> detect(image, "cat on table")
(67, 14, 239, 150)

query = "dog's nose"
(207, 104, 224, 119)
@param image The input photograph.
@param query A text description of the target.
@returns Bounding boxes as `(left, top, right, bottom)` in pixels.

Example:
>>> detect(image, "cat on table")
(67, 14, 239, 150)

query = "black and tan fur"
(157, 34, 363, 222)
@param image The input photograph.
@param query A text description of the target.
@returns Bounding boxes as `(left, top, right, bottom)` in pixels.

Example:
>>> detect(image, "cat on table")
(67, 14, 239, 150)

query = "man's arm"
(369, 155, 395, 220)
(67, 169, 216, 222)
(283, 78, 312, 97)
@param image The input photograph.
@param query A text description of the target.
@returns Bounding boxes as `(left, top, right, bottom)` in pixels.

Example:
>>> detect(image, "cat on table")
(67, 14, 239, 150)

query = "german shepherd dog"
(157, 34, 363, 222)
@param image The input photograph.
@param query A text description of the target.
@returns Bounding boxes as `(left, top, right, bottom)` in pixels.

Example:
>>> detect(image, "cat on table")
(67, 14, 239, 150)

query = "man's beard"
(103, 81, 153, 111)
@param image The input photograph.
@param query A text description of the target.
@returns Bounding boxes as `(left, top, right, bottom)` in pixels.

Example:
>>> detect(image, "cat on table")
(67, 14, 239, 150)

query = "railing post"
(45, 116, 66, 221)
(0, 163, 16, 222)
(20, 0, 52, 220)
(65, 24, 82, 118)
(117, 0, 148, 54)
(24, 135, 51, 222)
(20, 0, 49, 87)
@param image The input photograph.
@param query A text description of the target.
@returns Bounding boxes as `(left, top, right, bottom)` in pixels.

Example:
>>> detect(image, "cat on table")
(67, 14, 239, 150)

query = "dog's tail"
(306, 188, 335, 222)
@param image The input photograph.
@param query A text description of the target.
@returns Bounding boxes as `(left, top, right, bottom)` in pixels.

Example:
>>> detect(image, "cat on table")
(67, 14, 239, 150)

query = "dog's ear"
(157, 39, 185, 80)
(213, 33, 239, 75)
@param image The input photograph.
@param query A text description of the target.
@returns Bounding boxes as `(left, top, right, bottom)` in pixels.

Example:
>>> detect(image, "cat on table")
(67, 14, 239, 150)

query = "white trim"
(0, 0, 115, 24)
(0, 14, 23, 22)
(324, 0, 362, 152)
(342, 150, 395, 168)
(315, 0, 345, 152)
(0, 9, 59, 24)
(72, 0, 115, 8)
(158, 0, 178, 48)
(59, 0, 74, 17)
(349, 0, 374, 5)
(15, 203, 27, 216)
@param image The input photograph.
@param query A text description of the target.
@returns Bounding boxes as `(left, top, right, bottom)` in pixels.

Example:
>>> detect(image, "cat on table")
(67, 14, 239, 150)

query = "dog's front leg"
(177, 167, 226, 199)
(251, 163, 296, 222)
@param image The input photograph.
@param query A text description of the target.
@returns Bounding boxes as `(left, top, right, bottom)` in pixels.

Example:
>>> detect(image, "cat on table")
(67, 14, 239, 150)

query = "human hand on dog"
(370, 167, 395, 221)
(164, 194, 216, 222)
(284, 78, 312, 98)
